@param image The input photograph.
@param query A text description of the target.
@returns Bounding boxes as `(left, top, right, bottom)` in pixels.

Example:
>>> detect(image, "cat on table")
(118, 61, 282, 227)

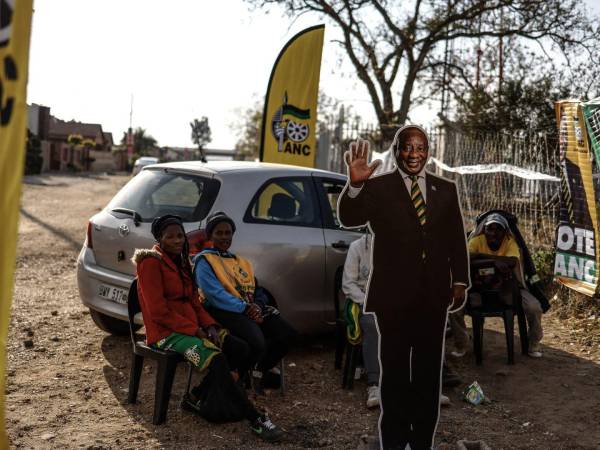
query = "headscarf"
(205, 211, 236, 237)
(150, 214, 192, 280)
(151, 214, 185, 241)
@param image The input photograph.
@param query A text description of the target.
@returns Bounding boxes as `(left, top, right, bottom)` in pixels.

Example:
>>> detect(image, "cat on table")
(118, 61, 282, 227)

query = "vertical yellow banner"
(260, 25, 324, 168)
(0, 0, 34, 446)
(553, 100, 600, 296)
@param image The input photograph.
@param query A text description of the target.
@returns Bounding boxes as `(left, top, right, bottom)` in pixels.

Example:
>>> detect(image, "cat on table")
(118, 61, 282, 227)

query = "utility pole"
(498, 8, 504, 98)
(476, 16, 482, 89)
(127, 94, 134, 162)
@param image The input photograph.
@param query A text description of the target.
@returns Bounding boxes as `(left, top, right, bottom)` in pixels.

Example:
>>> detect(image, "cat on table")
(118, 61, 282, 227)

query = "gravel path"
(5, 173, 600, 449)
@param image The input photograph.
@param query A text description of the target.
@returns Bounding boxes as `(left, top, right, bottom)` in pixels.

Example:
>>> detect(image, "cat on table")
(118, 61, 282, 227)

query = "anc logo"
(271, 91, 312, 156)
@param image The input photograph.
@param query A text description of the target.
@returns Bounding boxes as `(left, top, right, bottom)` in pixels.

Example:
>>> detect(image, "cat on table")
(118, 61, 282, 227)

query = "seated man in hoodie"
(193, 211, 297, 391)
(450, 213, 545, 358)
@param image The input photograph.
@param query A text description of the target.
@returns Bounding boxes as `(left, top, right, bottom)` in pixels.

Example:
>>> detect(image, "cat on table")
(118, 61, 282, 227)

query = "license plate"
(98, 284, 128, 304)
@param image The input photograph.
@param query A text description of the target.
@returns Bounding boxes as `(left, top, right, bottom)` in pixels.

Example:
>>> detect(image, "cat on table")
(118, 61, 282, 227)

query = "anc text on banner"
(0, 0, 35, 446)
(259, 25, 324, 168)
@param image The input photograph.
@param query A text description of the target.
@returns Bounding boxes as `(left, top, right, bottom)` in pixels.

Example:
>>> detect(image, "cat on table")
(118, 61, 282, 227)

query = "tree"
(453, 75, 570, 134)
(190, 117, 212, 162)
(246, 0, 600, 142)
(230, 91, 363, 160)
(24, 130, 43, 175)
(120, 127, 158, 156)
(231, 101, 262, 161)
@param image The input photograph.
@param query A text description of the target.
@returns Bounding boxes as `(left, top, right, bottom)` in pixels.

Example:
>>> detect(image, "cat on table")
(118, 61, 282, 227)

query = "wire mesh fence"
(321, 122, 563, 253)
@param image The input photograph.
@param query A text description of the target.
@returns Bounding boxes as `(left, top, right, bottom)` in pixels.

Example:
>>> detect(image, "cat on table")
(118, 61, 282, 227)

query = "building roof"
(48, 117, 104, 142)
(103, 132, 114, 146)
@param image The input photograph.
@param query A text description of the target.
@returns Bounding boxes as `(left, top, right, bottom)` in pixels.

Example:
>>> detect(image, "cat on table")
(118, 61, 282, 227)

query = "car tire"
(89, 309, 138, 336)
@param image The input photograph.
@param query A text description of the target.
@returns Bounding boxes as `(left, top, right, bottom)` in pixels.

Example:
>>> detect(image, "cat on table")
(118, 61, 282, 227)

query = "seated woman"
(133, 214, 282, 442)
(193, 211, 297, 391)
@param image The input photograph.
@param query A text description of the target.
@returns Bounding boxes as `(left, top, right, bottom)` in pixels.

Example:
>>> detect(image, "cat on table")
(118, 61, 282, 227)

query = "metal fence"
(319, 122, 562, 252)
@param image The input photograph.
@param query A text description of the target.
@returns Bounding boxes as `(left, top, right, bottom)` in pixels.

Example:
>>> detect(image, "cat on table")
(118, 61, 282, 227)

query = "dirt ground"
(4, 173, 600, 450)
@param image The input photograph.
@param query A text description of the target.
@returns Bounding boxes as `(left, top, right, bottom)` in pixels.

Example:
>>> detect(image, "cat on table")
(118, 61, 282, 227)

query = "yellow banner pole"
(0, 1, 35, 446)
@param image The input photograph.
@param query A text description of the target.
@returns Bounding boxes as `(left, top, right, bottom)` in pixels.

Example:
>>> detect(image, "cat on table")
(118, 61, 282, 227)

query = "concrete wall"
(90, 150, 116, 172)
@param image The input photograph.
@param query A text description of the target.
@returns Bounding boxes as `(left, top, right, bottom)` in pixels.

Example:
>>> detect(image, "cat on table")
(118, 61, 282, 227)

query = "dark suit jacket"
(338, 169, 470, 315)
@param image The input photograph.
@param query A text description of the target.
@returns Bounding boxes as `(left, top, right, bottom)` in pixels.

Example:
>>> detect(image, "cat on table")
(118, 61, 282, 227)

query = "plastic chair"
(126, 279, 193, 424)
(465, 259, 529, 365)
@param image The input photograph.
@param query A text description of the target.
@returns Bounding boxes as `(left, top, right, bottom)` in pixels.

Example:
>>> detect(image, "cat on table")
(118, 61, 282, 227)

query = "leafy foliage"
(25, 130, 43, 175)
(246, 0, 600, 141)
(120, 127, 158, 156)
(190, 117, 212, 162)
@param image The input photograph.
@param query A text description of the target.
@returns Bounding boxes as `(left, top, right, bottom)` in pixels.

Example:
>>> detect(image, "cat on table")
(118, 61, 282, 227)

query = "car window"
(107, 170, 220, 222)
(245, 177, 319, 227)
(318, 179, 346, 229)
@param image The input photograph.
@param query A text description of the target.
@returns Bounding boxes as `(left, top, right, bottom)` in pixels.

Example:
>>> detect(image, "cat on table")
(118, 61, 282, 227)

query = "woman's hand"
(205, 325, 222, 347)
(245, 303, 263, 324)
(195, 327, 208, 340)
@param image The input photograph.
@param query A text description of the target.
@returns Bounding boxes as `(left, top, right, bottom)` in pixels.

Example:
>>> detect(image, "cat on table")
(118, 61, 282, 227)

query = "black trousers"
(207, 308, 297, 372)
(221, 334, 252, 376)
(376, 303, 448, 450)
(194, 352, 260, 422)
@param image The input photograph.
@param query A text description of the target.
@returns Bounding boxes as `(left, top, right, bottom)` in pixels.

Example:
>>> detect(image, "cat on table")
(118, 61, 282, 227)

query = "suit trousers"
(376, 298, 448, 450)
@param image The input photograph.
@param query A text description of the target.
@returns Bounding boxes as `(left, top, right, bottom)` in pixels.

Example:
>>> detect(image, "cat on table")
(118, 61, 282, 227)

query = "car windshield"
(107, 169, 220, 222)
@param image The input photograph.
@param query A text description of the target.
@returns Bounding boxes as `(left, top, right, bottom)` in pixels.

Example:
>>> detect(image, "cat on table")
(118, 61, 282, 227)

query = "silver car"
(77, 161, 362, 335)
(132, 156, 160, 175)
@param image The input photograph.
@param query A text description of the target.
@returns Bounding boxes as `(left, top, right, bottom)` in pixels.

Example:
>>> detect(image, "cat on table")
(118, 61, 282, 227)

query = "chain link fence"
(319, 121, 562, 253)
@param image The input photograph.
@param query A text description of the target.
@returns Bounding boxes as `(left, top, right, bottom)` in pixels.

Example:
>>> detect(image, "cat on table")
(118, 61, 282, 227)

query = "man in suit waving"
(338, 125, 469, 450)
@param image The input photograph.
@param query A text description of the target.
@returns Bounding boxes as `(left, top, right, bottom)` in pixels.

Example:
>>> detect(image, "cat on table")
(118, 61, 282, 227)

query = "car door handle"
(331, 240, 349, 250)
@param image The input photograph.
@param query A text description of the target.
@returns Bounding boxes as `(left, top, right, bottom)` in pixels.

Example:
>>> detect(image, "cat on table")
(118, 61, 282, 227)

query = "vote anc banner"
(0, 0, 34, 445)
(259, 25, 324, 168)
(553, 100, 600, 297)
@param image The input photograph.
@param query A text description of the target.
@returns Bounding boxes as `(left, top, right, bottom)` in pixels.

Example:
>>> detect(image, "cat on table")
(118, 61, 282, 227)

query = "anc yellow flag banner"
(553, 100, 600, 297)
(260, 25, 324, 167)
(0, 0, 34, 446)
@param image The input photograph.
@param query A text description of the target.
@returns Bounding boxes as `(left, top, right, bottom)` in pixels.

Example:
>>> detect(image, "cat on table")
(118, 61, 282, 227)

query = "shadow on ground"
(97, 323, 600, 449)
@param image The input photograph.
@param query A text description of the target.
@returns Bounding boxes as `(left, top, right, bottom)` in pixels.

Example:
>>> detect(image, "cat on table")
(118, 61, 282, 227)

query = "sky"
(27, 0, 600, 150)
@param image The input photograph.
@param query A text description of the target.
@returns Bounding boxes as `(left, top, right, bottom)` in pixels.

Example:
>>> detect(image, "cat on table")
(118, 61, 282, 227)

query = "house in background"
(28, 103, 120, 172)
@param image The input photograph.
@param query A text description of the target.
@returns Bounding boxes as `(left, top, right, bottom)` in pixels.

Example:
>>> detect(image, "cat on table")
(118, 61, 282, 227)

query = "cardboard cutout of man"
(338, 125, 470, 450)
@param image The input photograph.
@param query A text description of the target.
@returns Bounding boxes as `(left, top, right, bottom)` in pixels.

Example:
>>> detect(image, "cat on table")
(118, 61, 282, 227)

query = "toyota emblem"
(118, 224, 130, 237)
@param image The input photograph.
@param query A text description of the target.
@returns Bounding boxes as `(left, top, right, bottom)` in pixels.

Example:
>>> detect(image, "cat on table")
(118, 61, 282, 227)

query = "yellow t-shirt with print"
(468, 234, 521, 260)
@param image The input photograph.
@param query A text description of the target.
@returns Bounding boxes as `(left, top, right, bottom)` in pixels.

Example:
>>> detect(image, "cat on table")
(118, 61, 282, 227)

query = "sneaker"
(440, 394, 451, 407)
(450, 346, 467, 358)
(528, 342, 543, 358)
(180, 393, 202, 416)
(250, 414, 284, 442)
(366, 385, 380, 409)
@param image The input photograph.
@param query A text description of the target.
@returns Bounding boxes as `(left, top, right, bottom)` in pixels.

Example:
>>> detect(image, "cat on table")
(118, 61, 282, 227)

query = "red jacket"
(133, 245, 217, 344)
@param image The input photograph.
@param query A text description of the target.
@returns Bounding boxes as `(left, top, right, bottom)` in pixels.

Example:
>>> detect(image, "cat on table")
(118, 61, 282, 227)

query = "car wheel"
(89, 309, 138, 336)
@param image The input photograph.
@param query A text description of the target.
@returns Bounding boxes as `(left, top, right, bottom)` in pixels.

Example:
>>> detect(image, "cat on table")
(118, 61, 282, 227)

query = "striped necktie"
(410, 175, 426, 226)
